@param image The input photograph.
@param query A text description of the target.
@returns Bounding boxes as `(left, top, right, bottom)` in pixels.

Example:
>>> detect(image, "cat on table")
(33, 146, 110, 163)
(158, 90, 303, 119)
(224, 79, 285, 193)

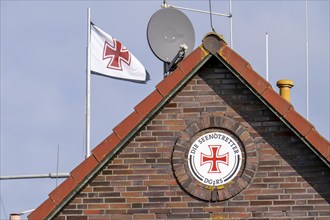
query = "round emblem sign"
(188, 131, 242, 186)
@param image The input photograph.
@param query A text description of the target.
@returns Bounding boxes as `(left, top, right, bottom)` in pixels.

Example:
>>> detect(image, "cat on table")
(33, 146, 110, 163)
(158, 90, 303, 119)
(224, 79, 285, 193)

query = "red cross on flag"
(90, 23, 148, 82)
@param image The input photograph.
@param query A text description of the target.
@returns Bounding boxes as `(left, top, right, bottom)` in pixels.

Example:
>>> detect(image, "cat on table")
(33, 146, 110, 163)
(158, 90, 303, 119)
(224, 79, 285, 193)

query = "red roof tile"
(70, 155, 98, 184)
(135, 90, 164, 118)
(177, 46, 209, 75)
(28, 32, 329, 220)
(156, 68, 185, 97)
(262, 87, 292, 116)
(113, 111, 142, 140)
(219, 45, 249, 74)
(306, 129, 330, 159)
(28, 198, 56, 220)
(49, 177, 77, 206)
(92, 133, 120, 162)
(284, 107, 314, 136)
(240, 65, 271, 94)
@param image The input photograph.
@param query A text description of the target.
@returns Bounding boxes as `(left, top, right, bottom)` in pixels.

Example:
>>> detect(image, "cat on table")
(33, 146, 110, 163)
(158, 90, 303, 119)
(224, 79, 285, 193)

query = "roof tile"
(134, 90, 164, 118)
(202, 32, 226, 54)
(218, 45, 249, 74)
(156, 68, 185, 97)
(70, 155, 98, 184)
(113, 111, 142, 140)
(92, 133, 120, 162)
(306, 129, 330, 161)
(284, 107, 314, 136)
(240, 65, 271, 94)
(49, 176, 77, 206)
(262, 86, 292, 115)
(177, 46, 209, 75)
(28, 198, 56, 220)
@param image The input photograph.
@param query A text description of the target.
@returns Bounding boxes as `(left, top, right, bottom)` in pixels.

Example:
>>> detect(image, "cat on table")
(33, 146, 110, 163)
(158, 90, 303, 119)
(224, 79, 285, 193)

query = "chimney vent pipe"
(9, 214, 21, 220)
(276, 79, 294, 102)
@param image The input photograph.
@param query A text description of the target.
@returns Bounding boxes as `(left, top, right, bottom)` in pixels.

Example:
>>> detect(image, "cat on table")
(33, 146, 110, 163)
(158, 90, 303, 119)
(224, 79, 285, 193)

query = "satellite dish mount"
(164, 44, 188, 77)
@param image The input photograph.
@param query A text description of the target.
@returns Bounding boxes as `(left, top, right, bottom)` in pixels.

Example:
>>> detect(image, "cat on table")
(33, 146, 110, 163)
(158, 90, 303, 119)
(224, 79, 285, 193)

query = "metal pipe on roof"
(305, 0, 309, 120)
(9, 209, 35, 220)
(86, 8, 91, 159)
(266, 32, 269, 81)
(0, 173, 70, 180)
(166, 4, 231, 18)
(229, 0, 233, 49)
(19, 209, 35, 215)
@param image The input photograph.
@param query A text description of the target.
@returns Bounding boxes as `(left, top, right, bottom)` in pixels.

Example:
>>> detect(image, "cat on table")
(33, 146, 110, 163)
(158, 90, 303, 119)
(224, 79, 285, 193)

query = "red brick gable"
(28, 33, 329, 220)
(215, 39, 329, 164)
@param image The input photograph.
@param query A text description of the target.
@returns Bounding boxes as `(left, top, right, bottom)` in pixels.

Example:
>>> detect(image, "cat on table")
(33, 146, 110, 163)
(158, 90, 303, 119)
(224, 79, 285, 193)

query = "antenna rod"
(56, 144, 60, 187)
(0, 173, 70, 180)
(229, 0, 233, 49)
(208, 0, 216, 32)
(305, 0, 309, 120)
(165, 4, 231, 18)
(9, 209, 35, 220)
(86, 8, 91, 158)
(266, 32, 269, 81)
(19, 209, 35, 215)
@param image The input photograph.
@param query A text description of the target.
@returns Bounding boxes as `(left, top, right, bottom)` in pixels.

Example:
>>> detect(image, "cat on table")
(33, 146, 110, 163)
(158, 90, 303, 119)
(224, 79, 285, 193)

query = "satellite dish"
(147, 7, 195, 63)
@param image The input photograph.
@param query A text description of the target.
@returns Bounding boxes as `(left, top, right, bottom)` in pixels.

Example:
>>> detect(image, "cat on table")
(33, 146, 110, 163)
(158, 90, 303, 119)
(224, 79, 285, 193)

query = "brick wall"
(55, 59, 330, 220)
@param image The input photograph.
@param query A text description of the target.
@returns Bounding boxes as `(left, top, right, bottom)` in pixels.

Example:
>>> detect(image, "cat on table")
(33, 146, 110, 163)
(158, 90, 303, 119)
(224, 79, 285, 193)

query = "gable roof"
(28, 32, 330, 220)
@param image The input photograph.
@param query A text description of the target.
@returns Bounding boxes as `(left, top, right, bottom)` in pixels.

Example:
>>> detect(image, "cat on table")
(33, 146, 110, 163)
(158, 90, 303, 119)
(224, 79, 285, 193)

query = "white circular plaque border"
(188, 132, 242, 186)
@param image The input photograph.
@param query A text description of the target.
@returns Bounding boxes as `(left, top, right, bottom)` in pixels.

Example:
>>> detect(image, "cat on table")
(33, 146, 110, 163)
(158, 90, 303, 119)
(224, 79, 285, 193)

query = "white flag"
(90, 23, 148, 82)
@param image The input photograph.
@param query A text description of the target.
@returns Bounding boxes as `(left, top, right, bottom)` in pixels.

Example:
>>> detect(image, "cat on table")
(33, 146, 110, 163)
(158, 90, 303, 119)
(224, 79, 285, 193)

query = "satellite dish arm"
(165, 44, 188, 77)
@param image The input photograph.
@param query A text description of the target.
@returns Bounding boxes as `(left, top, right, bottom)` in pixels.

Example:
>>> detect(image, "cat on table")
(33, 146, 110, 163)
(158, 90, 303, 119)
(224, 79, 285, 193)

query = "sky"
(0, 0, 329, 219)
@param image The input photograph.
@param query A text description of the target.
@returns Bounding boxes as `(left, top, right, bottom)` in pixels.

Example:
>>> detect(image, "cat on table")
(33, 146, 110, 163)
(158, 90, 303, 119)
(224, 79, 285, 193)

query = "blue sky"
(1, 0, 329, 219)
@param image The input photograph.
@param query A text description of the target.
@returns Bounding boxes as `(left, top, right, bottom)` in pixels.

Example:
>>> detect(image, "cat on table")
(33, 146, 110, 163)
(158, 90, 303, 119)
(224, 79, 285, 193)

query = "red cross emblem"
(103, 38, 131, 71)
(201, 145, 229, 173)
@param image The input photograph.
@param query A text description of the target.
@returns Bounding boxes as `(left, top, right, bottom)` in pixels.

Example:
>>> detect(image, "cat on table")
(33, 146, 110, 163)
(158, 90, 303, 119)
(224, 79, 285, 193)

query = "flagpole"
(266, 32, 269, 81)
(229, 0, 233, 49)
(305, 0, 309, 120)
(86, 8, 91, 158)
